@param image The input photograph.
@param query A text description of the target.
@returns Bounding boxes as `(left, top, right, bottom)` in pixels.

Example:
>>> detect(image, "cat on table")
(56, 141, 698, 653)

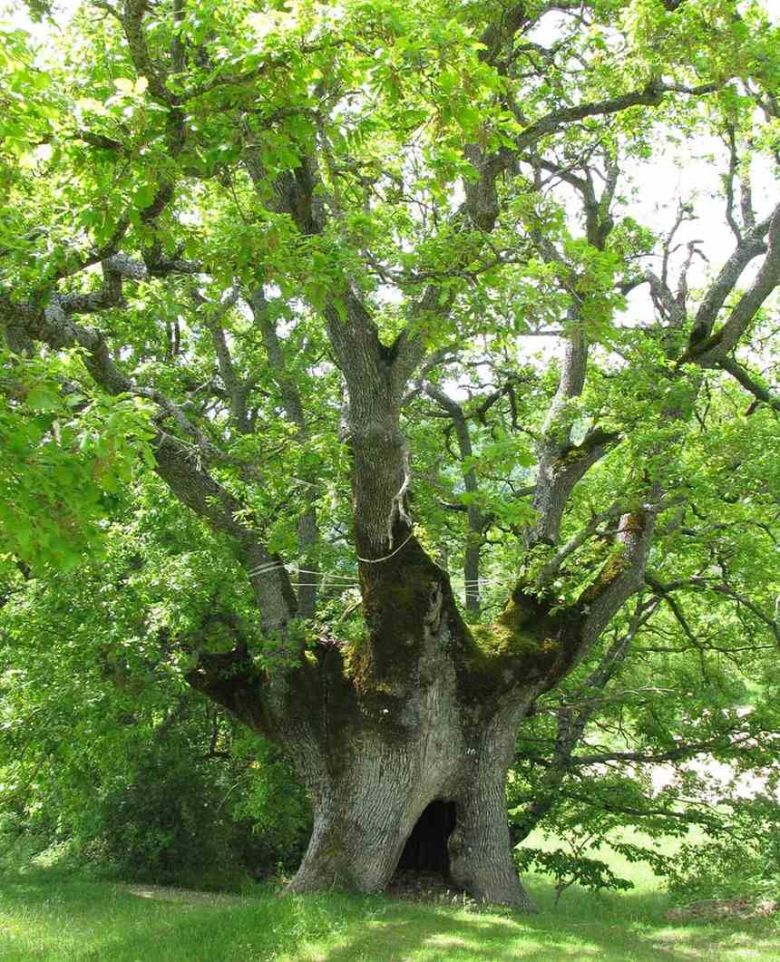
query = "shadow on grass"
(312, 880, 779, 962)
(313, 901, 773, 962)
(0, 875, 777, 962)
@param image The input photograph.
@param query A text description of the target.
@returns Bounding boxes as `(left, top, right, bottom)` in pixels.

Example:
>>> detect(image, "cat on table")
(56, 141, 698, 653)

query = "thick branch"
(512, 597, 657, 841)
(465, 80, 716, 230)
(154, 436, 296, 629)
(535, 501, 622, 586)
(718, 357, 780, 412)
(199, 289, 252, 434)
(690, 205, 780, 365)
(120, 0, 176, 105)
(684, 206, 778, 355)
(516, 81, 718, 152)
(527, 166, 618, 547)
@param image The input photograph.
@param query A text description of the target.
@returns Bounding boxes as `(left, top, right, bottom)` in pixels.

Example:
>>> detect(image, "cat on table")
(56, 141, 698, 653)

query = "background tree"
(1, 0, 778, 909)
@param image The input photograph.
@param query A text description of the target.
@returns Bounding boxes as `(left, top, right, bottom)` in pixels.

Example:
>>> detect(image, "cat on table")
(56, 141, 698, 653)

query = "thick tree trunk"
(252, 561, 544, 908)
(448, 705, 536, 910)
(187, 532, 610, 909)
(285, 701, 536, 908)
(188, 515, 651, 910)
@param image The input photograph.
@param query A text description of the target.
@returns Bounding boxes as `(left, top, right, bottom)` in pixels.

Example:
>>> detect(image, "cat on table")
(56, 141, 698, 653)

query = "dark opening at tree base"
(395, 799, 457, 877)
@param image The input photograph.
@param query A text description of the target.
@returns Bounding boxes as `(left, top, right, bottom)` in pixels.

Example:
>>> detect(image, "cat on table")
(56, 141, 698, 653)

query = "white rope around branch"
(356, 531, 414, 564)
(248, 533, 417, 580)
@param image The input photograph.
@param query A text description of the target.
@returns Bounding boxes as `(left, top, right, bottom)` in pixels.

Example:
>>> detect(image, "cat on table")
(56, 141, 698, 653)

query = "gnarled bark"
(184, 514, 643, 909)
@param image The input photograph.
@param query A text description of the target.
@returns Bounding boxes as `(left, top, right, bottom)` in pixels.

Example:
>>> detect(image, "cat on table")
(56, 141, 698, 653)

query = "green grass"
(0, 865, 777, 962)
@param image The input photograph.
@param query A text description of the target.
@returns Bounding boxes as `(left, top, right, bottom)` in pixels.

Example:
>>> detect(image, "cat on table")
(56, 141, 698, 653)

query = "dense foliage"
(0, 0, 778, 905)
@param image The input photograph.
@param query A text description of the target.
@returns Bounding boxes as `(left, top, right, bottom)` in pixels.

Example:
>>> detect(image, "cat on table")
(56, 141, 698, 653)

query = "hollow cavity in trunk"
(396, 799, 457, 877)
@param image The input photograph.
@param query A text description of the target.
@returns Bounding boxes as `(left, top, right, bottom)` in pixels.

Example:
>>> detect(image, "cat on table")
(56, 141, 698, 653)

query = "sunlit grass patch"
(0, 873, 777, 962)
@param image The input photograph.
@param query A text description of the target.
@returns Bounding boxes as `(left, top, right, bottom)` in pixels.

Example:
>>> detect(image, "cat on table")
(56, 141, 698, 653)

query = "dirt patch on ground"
(665, 898, 778, 922)
(125, 884, 247, 906)
(386, 871, 477, 908)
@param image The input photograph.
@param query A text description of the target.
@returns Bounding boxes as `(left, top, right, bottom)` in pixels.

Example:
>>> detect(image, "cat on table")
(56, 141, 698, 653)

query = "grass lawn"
(0, 861, 777, 962)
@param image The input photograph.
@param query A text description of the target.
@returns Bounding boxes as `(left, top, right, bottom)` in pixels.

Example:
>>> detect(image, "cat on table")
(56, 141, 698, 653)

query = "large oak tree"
(1, 0, 778, 907)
